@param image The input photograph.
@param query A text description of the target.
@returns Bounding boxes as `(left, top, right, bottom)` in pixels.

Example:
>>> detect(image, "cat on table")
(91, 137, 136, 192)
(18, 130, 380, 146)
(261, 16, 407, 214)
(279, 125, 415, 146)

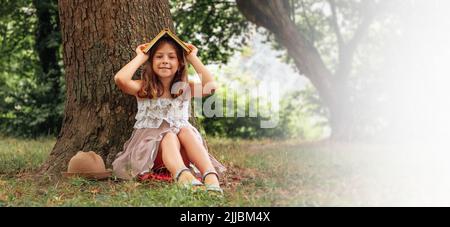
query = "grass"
(1, 135, 446, 206)
(0, 136, 54, 175)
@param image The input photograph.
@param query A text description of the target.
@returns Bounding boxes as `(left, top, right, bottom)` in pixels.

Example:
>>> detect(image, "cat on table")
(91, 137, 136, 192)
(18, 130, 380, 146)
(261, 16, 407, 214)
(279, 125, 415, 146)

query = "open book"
(143, 28, 192, 54)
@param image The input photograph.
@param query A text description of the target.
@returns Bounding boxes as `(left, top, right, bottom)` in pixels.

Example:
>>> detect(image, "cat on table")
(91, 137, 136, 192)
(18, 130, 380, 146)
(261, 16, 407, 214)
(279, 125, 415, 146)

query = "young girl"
(112, 36, 226, 194)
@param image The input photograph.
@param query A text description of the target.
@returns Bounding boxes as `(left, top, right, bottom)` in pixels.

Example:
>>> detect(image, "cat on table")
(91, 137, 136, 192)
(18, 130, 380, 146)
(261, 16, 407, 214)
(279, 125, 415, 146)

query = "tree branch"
(328, 0, 344, 55)
(299, 0, 316, 43)
(336, 0, 377, 79)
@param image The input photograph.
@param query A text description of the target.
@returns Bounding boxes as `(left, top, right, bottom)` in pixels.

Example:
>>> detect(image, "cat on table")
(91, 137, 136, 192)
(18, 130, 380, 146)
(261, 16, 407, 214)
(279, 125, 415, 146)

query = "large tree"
(39, 0, 203, 175)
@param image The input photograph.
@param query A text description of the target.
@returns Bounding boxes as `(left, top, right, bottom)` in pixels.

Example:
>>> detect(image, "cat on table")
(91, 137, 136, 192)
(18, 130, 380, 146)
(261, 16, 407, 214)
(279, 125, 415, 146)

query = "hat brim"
(61, 170, 112, 180)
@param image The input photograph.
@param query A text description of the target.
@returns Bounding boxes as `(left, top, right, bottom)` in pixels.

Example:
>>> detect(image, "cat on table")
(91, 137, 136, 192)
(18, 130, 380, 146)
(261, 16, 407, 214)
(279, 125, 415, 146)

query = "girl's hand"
(185, 43, 198, 63)
(135, 44, 149, 63)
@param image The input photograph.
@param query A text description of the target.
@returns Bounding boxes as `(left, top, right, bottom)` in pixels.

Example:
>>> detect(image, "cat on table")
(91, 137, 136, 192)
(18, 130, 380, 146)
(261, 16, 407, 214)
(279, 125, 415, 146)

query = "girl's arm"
(185, 43, 218, 97)
(114, 44, 148, 96)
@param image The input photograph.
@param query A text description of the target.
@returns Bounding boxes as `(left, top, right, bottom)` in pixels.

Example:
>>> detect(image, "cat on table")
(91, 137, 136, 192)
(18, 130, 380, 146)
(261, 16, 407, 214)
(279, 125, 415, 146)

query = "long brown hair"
(137, 36, 188, 99)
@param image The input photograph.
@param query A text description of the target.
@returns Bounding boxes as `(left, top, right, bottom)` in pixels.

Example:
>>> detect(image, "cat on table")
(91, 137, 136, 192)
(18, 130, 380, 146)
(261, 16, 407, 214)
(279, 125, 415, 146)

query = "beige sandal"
(174, 168, 204, 191)
(202, 170, 223, 195)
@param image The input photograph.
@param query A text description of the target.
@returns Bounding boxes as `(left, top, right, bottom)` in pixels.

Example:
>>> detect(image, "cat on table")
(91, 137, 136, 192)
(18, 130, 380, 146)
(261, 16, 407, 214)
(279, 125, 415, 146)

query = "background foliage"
(0, 0, 64, 138)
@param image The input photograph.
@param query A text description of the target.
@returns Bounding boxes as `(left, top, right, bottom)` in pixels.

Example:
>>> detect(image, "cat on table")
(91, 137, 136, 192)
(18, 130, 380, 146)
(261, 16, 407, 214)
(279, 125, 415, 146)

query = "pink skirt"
(112, 120, 226, 180)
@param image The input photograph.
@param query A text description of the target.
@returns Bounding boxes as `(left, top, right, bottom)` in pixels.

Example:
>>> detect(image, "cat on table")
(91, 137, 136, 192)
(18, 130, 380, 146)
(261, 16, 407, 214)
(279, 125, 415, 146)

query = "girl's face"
(152, 42, 179, 79)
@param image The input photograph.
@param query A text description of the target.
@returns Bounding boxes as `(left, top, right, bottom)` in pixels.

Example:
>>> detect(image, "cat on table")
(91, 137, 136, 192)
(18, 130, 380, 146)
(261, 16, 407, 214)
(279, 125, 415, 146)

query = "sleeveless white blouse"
(134, 96, 191, 131)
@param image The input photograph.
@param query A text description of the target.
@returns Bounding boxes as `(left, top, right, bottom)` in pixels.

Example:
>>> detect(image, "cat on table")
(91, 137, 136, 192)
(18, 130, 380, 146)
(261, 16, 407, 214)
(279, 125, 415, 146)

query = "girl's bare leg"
(158, 132, 200, 186)
(159, 132, 187, 176)
(177, 127, 220, 186)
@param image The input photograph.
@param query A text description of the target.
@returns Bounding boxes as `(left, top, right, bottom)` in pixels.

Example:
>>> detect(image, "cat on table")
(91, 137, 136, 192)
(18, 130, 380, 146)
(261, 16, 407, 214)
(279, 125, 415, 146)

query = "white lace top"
(134, 96, 191, 130)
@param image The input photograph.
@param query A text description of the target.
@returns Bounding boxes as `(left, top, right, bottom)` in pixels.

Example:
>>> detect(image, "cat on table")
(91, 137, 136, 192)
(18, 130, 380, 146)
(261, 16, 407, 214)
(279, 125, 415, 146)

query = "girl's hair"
(137, 36, 188, 99)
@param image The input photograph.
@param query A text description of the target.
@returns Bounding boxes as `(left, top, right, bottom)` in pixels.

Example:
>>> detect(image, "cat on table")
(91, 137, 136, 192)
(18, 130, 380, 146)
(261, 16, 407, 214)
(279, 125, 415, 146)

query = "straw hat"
(62, 151, 112, 180)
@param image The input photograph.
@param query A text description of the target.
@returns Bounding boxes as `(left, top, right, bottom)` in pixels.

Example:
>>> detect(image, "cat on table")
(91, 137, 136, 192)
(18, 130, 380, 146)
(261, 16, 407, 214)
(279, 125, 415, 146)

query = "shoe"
(175, 168, 205, 191)
(202, 170, 223, 195)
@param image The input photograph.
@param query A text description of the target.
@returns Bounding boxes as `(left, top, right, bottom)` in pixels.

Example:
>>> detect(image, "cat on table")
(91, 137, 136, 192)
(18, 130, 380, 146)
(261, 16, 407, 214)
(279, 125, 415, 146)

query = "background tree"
(235, 0, 389, 140)
(32, 0, 64, 135)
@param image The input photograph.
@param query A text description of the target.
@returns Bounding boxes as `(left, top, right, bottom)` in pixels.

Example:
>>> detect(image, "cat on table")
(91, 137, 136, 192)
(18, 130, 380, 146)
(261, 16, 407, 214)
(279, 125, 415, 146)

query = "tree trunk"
(39, 0, 195, 176)
(327, 83, 354, 141)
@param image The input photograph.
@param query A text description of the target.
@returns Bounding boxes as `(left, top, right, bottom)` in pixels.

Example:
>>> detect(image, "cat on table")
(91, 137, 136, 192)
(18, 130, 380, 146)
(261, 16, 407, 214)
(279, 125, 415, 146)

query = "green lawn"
(1, 135, 439, 206)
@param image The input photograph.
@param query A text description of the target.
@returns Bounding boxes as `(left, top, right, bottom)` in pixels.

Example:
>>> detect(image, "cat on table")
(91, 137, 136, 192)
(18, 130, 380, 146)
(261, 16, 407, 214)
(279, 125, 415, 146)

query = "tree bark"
(39, 0, 194, 175)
